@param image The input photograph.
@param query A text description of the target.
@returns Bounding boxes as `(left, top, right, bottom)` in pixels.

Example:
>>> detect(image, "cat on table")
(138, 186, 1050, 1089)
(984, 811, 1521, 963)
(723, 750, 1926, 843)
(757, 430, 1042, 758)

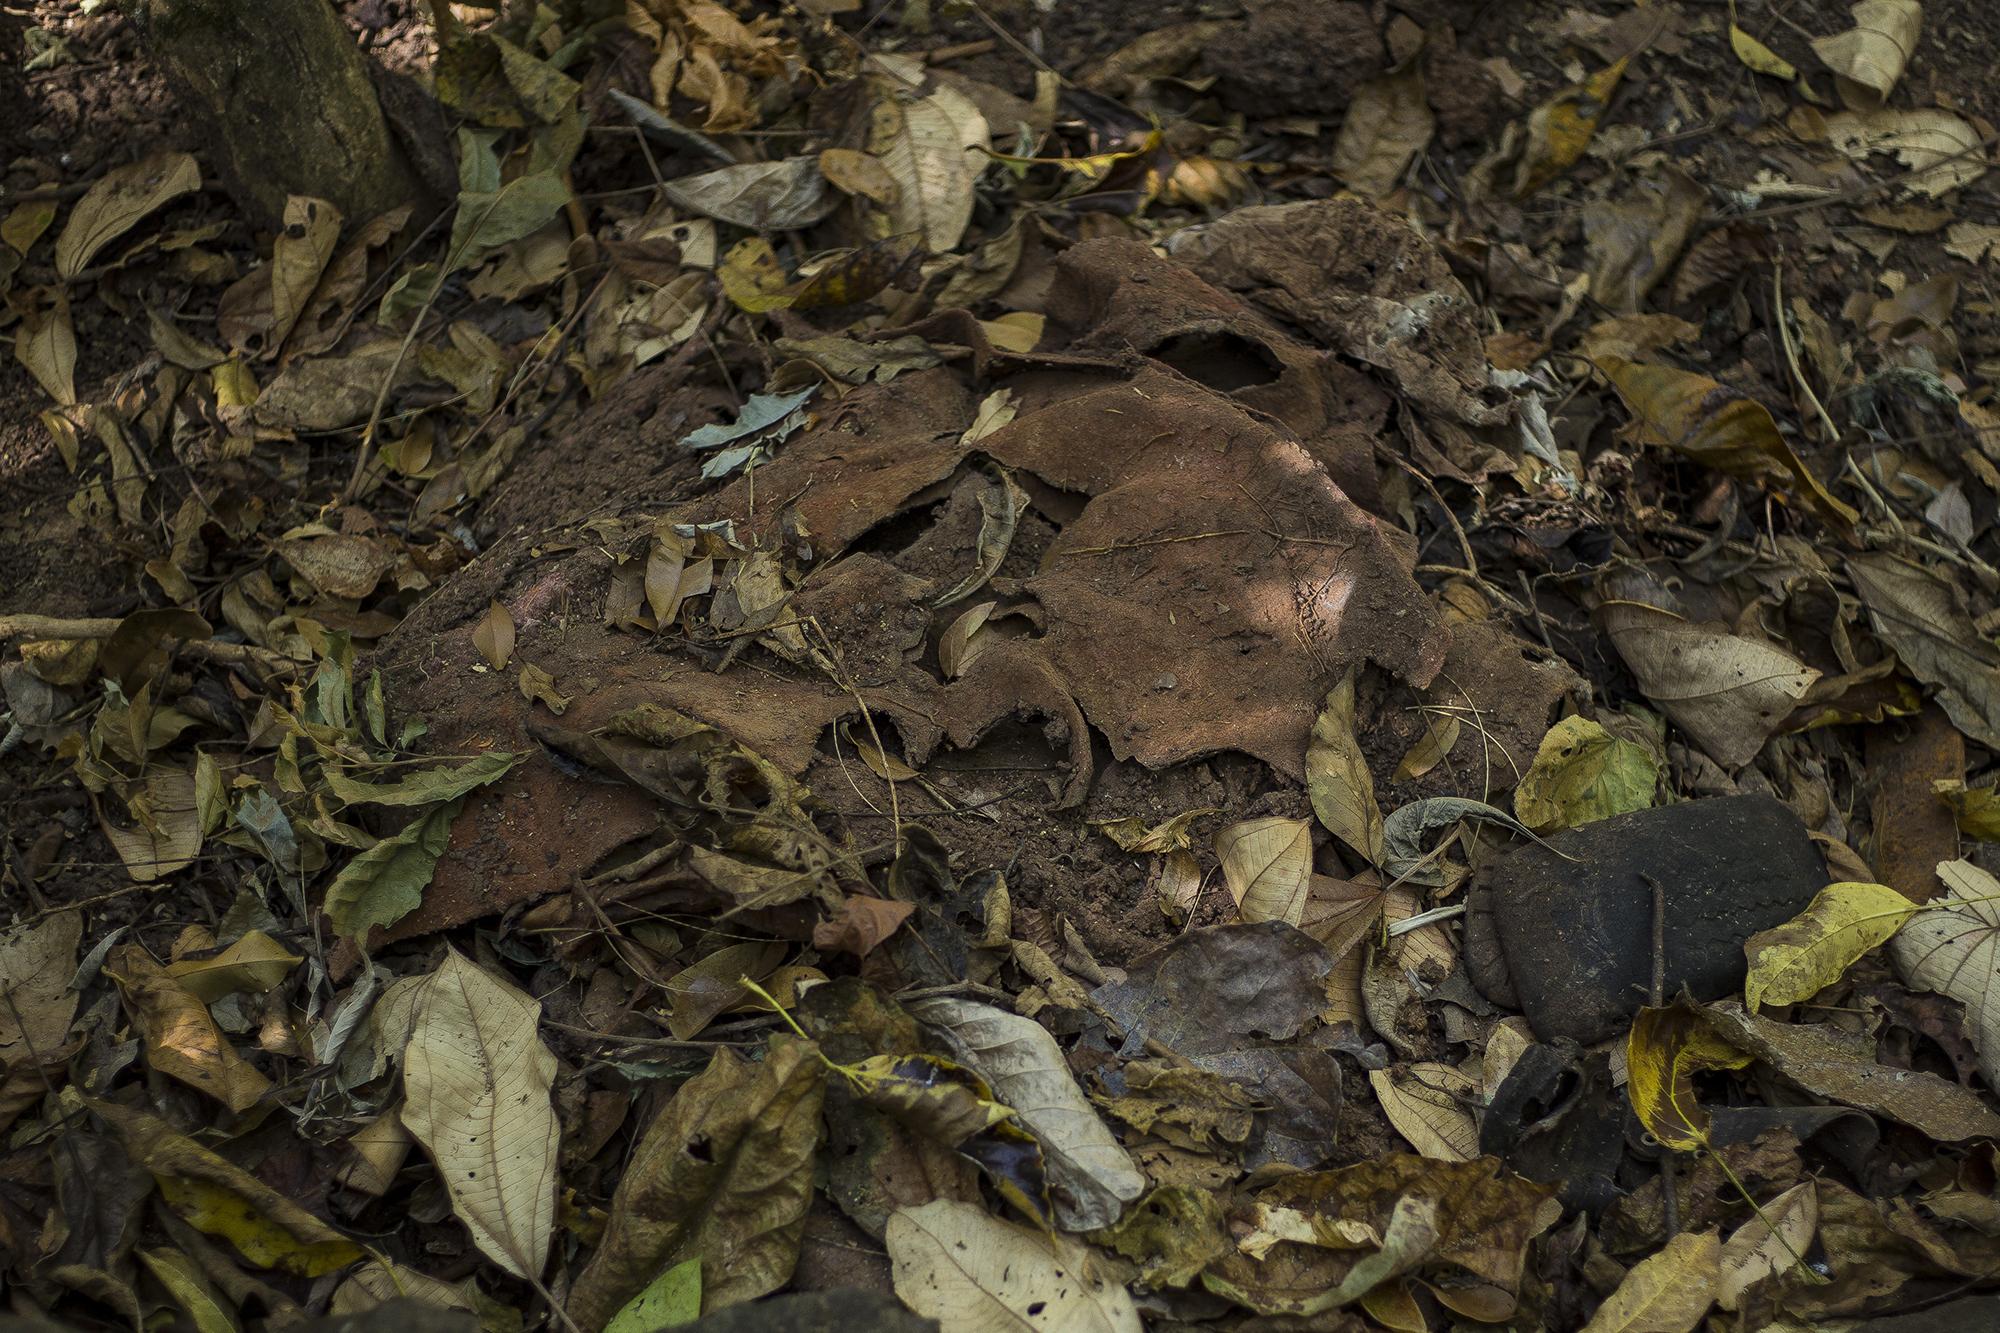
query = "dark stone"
(685, 1290, 937, 1332)
(1463, 796, 1825, 1044)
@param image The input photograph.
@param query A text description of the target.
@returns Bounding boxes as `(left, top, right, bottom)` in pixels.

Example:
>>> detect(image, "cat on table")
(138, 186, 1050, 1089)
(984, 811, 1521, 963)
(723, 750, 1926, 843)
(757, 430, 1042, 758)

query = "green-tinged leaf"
(138, 1249, 238, 1333)
(15, 290, 77, 406)
(1744, 881, 1917, 1011)
(1308, 670, 1384, 863)
(566, 1037, 825, 1327)
(400, 949, 561, 1281)
(93, 1099, 364, 1276)
(325, 751, 521, 807)
(1090, 808, 1218, 854)
(1513, 716, 1658, 833)
(1938, 779, 2000, 839)
(1580, 1229, 1721, 1333)
(604, 1259, 701, 1333)
(165, 929, 302, 1003)
(322, 798, 463, 939)
(449, 171, 572, 272)
(56, 151, 201, 278)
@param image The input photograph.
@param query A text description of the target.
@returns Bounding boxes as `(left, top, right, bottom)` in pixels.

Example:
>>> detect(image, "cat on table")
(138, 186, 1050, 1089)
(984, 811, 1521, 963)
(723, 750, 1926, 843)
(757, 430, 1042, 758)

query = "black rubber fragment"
(1462, 795, 1825, 1045)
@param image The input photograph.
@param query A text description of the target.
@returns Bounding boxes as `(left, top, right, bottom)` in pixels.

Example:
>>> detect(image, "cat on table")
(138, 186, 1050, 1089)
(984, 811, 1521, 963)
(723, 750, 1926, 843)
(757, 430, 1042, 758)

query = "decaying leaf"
(1598, 357, 1857, 528)
(1717, 1181, 1818, 1311)
(887, 1199, 1142, 1333)
(55, 150, 202, 278)
(1743, 881, 1916, 1011)
(0, 913, 83, 1126)
(1892, 859, 2000, 1086)
(659, 156, 836, 230)
(1512, 58, 1628, 197)
(92, 1099, 363, 1276)
(102, 766, 203, 883)
(400, 949, 561, 1280)
(1581, 1229, 1721, 1333)
(910, 996, 1145, 1231)
(867, 84, 990, 253)
(1512, 715, 1657, 833)
(1308, 671, 1385, 864)
(1599, 600, 1819, 770)
(1215, 817, 1313, 927)
(567, 1036, 823, 1325)
(1811, 0, 1922, 108)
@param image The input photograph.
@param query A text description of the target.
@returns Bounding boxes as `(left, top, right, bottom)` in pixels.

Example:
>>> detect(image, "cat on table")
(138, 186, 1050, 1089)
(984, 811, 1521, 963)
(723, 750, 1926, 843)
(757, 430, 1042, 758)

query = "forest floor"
(9, 1, 2000, 1331)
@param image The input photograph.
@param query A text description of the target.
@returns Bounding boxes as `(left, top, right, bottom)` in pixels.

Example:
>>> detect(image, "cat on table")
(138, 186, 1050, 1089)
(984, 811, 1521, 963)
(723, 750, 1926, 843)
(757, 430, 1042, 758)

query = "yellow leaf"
(1513, 716, 1657, 833)
(1215, 817, 1313, 927)
(1743, 881, 1917, 1011)
(1598, 356, 1858, 529)
(1090, 807, 1218, 854)
(94, 1099, 363, 1276)
(1393, 714, 1461, 783)
(1513, 57, 1628, 197)
(400, 948, 560, 1280)
(1624, 998, 1751, 1152)
(717, 235, 794, 313)
(1581, 1229, 1721, 1333)
(165, 929, 302, 1003)
(1307, 670, 1385, 863)
(139, 1249, 240, 1333)
(1729, 22, 1797, 81)
(1936, 779, 2000, 840)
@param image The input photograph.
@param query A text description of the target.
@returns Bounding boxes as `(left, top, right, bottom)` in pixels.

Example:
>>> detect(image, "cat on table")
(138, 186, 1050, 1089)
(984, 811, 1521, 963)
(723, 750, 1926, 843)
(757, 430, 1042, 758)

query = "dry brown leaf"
(1308, 670, 1385, 863)
(1811, 0, 1922, 108)
(818, 147, 900, 205)
(1846, 552, 2000, 751)
(14, 291, 76, 406)
(1891, 859, 2000, 1086)
(400, 949, 560, 1280)
(268, 195, 343, 354)
(55, 150, 202, 278)
(102, 766, 203, 883)
(473, 600, 516, 671)
(1331, 60, 1434, 199)
(1825, 107, 1986, 198)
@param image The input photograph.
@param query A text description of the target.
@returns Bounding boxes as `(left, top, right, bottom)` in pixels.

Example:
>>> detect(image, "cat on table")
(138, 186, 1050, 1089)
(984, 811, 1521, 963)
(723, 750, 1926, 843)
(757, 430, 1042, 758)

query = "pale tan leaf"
(1717, 1182, 1818, 1311)
(400, 949, 560, 1279)
(1215, 817, 1314, 927)
(1599, 601, 1818, 769)
(1393, 715, 1461, 782)
(1331, 61, 1434, 199)
(869, 86, 989, 253)
(887, 1199, 1142, 1333)
(14, 291, 77, 406)
(56, 151, 202, 278)
(1369, 1063, 1480, 1161)
(1581, 1229, 1720, 1333)
(102, 767, 203, 883)
(1892, 859, 2000, 1086)
(818, 147, 900, 204)
(1811, 0, 1922, 108)
(1825, 107, 1985, 198)
(269, 195, 344, 354)
(1308, 670, 1385, 862)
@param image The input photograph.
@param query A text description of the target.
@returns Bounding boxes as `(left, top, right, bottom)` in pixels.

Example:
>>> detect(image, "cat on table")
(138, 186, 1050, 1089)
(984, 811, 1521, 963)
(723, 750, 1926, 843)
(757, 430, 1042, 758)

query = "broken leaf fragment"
(400, 948, 560, 1281)
(1743, 881, 1916, 1011)
(1598, 357, 1857, 529)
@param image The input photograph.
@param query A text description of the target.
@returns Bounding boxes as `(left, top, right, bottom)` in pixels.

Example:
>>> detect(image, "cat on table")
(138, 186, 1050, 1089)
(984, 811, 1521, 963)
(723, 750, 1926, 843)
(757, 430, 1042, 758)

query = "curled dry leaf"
(1892, 859, 2000, 1085)
(1624, 998, 1753, 1152)
(887, 1199, 1142, 1333)
(1825, 107, 1986, 198)
(1730, 22, 1797, 80)
(400, 949, 560, 1280)
(55, 150, 202, 278)
(1743, 881, 1917, 1011)
(1215, 816, 1313, 927)
(1580, 1229, 1721, 1333)
(1847, 552, 2000, 751)
(1598, 600, 1818, 770)
(1811, 0, 1922, 108)
(910, 996, 1145, 1232)
(1598, 357, 1857, 529)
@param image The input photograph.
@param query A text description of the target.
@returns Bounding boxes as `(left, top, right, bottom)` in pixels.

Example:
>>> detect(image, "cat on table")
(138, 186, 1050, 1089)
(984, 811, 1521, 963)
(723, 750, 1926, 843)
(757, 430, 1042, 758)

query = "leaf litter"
(10, 0, 2000, 1329)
